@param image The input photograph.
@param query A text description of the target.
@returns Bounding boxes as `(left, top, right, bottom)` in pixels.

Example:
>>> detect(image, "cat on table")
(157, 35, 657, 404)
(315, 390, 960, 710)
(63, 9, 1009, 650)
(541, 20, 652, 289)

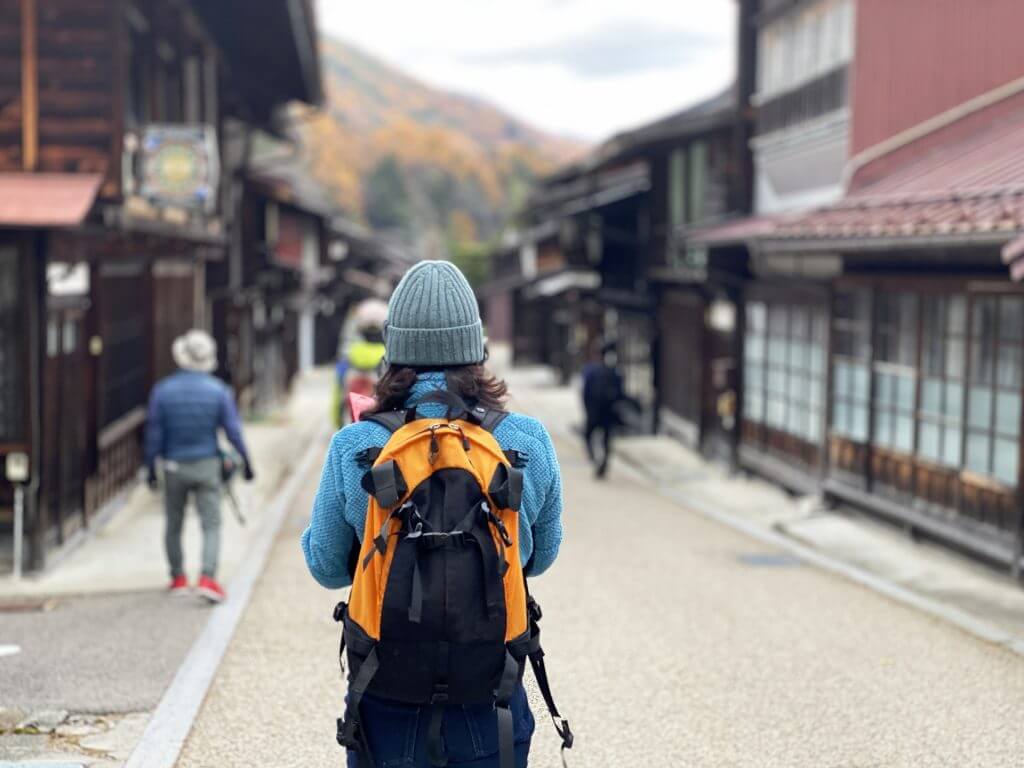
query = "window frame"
(871, 291, 919, 455)
(744, 298, 827, 445)
(830, 288, 871, 443)
(963, 294, 1023, 487)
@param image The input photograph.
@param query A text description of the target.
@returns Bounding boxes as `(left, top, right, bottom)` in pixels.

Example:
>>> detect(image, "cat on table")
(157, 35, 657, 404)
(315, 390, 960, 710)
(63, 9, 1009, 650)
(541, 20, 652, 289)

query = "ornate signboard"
(139, 125, 220, 211)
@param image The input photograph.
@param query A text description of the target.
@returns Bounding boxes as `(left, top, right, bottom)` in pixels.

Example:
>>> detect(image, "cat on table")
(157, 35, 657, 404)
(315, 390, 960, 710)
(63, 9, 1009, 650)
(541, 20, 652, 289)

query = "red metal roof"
(0, 173, 102, 227)
(694, 109, 1024, 251)
(773, 111, 1024, 246)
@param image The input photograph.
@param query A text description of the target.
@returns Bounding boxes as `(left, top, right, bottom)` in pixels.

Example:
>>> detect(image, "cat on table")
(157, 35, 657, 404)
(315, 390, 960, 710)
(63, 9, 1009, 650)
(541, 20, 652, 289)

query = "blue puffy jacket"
(144, 370, 250, 469)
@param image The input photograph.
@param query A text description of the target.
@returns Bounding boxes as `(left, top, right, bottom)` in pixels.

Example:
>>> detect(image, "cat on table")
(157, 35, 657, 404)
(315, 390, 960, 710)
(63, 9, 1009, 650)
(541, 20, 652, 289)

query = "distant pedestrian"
(333, 299, 388, 427)
(144, 329, 254, 603)
(581, 340, 639, 478)
(303, 261, 571, 768)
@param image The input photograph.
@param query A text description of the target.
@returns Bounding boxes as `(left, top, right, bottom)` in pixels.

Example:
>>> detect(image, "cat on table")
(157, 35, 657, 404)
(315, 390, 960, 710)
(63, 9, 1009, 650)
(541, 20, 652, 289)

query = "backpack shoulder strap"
(468, 404, 508, 434)
(363, 410, 408, 433)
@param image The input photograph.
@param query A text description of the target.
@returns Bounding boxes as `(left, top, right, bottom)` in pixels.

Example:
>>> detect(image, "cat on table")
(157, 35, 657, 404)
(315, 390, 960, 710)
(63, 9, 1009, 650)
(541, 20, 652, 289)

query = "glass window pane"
(853, 405, 869, 442)
(895, 415, 914, 453)
(970, 335, 994, 385)
(896, 375, 915, 411)
(993, 438, 1019, 486)
(944, 381, 963, 421)
(965, 431, 990, 474)
(948, 296, 967, 335)
(921, 378, 942, 415)
(833, 401, 849, 435)
(748, 302, 766, 332)
(810, 346, 825, 376)
(852, 365, 869, 401)
(812, 313, 828, 343)
(997, 345, 1022, 389)
(874, 410, 892, 447)
(942, 426, 962, 467)
(747, 365, 762, 390)
(834, 362, 848, 397)
(790, 340, 808, 369)
(1000, 297, 1024, 342)
(997, 392, 1021, 437)
(945, 338, 965, 379)
(873, 372, 890, 406)
(747, 392, 764, 422)
(919, 421, 941, 462)
(787, 404, 804, 436)
(968, 387, 993, 429)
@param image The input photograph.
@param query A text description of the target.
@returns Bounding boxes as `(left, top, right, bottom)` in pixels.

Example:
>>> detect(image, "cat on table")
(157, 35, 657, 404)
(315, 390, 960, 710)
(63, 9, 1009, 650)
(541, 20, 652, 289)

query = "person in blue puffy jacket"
(302, 261, 564, 768)
(145, 329, 253, 603)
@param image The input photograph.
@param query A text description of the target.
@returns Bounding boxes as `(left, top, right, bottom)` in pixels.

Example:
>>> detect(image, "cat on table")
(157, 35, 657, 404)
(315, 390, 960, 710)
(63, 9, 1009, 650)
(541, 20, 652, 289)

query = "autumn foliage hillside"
(302, 37, 585, 262)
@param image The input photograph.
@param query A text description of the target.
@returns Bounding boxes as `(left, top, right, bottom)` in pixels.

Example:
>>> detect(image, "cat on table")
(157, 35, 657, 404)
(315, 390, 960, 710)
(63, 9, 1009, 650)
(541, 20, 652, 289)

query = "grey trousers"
(163, 457, 222, 579)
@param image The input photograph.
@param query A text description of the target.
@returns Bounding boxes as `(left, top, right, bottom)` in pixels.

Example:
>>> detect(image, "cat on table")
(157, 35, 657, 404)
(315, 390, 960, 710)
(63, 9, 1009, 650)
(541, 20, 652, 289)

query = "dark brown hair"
(371, 365, 509, 414)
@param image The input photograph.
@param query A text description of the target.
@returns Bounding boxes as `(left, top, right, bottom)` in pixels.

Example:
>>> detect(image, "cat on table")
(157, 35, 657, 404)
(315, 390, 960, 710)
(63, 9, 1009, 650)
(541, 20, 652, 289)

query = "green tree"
(364, 156, 411, 231)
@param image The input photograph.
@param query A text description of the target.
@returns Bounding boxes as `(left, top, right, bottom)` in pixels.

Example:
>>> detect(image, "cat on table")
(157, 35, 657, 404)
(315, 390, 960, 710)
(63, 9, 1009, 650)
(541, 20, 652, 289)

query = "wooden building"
(0, 0, 321, 570)
(694, 0, 1024, 574)
(490, 83, 753, 444)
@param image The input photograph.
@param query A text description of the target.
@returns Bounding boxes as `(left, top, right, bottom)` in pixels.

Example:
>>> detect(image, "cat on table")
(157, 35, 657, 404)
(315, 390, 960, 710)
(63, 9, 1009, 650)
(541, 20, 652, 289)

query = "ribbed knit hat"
(384, 260, 484, 367)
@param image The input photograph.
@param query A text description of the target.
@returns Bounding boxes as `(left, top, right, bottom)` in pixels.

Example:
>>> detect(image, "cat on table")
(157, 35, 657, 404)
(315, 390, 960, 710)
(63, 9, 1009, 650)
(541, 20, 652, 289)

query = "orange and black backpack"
(333, 390, 573, 768)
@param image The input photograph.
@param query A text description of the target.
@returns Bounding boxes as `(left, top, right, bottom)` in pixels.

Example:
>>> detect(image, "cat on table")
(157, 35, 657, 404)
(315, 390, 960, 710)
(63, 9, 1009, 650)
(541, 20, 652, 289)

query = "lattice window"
(917, 295, 967, 468)
(965, 295, 1023, 487)
(873, 292, 918, 454)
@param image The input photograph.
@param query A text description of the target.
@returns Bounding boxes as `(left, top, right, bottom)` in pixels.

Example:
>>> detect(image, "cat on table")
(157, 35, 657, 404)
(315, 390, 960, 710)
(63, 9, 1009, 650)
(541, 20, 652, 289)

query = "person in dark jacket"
(144, 329, 254, 602)
(581, 340, 639, 478)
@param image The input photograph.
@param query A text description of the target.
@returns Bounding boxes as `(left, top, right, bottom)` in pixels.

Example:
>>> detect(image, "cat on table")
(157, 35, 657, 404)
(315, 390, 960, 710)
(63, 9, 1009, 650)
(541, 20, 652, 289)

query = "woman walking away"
(302, 261, 570, 768)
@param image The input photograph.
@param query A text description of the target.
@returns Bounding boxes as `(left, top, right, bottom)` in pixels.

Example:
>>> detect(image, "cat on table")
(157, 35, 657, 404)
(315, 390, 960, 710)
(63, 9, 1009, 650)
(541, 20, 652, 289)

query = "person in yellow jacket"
(333, 299, 388, 427)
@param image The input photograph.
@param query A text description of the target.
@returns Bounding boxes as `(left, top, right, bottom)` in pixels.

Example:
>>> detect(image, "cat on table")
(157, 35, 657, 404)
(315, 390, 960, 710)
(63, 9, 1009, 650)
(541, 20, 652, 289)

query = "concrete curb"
(541, 413, 1024, 660)
(122, 428, 328, 768)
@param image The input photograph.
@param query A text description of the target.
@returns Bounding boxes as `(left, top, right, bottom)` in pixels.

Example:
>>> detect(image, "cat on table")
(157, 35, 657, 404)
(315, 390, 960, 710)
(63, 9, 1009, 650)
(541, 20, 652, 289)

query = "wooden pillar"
(20, 0, 38, 172)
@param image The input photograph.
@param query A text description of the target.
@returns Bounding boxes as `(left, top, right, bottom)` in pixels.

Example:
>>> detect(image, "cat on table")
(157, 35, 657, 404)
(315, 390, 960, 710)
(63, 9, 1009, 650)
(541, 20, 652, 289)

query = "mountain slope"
(302, 38, 585, 262)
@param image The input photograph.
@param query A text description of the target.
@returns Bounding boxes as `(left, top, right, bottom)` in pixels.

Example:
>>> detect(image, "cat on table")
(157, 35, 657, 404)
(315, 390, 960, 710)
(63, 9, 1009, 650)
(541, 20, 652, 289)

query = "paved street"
(176, 376, 1024, 768)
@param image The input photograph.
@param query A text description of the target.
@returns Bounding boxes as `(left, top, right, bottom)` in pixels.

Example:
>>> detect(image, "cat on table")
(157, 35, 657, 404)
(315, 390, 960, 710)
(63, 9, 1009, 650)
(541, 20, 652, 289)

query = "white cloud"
(314, 0, 736, 141)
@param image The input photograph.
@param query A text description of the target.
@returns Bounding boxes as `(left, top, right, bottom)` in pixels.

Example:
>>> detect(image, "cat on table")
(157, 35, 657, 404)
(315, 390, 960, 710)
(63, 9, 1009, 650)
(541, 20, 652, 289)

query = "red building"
(693, 0, 1024, 575)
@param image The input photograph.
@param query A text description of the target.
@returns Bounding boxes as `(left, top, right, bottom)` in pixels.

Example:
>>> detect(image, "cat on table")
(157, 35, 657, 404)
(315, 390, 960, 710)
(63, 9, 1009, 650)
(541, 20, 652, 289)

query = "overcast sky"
(315, 0, 737, 142)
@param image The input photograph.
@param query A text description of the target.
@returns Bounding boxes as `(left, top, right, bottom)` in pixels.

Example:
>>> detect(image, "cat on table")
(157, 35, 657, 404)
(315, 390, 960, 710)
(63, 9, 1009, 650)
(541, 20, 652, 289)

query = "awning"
(0, 173, 102, 227)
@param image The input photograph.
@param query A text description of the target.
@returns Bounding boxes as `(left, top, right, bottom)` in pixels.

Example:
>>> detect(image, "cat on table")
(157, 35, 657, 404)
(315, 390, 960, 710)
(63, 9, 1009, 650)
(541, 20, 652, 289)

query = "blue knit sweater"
(301, 372, 564, 589)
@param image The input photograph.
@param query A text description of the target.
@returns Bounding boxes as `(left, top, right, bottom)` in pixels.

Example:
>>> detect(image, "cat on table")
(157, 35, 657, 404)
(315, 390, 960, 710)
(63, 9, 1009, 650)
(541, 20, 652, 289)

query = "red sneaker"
(168, 575, 189, 597)
(196, 575, 226, 604)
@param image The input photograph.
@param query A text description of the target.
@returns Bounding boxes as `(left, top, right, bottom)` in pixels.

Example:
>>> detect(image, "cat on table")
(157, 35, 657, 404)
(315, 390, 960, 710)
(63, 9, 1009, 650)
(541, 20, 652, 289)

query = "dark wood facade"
(0, 0, 322, 571)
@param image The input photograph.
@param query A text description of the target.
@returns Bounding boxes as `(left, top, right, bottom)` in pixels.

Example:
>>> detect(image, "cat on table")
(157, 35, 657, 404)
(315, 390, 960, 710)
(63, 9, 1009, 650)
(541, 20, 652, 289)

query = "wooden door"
(41, 306, 88, 544)
(702, 300, 739, 463)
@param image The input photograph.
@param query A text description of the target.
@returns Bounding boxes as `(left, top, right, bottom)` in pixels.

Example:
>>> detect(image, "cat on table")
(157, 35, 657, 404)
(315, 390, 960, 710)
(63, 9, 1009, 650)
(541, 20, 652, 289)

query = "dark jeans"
(347, 684, 534, 768)
(584, 414, 614, 477)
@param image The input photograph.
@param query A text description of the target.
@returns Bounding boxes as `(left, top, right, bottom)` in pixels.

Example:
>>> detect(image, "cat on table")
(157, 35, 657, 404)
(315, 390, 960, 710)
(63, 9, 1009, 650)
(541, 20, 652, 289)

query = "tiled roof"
(694, 109, 1024, 250)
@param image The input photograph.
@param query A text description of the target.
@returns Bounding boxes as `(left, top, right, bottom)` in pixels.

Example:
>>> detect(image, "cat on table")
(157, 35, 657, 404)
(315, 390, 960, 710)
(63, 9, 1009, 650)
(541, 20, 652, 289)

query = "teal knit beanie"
(384, 260, 484, 367)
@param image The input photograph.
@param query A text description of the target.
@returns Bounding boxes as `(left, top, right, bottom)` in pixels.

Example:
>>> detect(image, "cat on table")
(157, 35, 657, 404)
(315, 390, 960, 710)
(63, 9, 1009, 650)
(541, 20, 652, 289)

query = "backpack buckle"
(527, 597, 543, 623)
(332, 601, 347, 623)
